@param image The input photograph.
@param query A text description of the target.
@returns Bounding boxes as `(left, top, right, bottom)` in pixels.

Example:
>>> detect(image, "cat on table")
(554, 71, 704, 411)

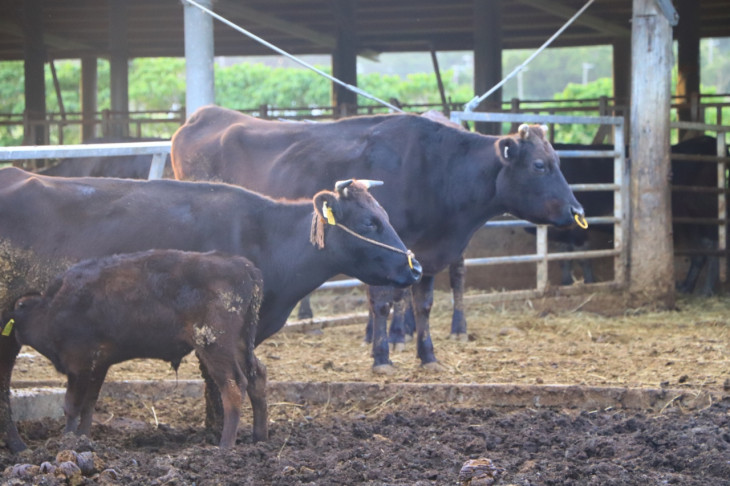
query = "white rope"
(181, 0, 405, 113)
(464, 0, 597, 113)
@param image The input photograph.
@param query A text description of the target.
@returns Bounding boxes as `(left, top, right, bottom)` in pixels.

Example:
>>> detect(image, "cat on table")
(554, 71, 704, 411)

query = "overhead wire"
(181, 0, 405, 113)
(464, 0, 597, 113)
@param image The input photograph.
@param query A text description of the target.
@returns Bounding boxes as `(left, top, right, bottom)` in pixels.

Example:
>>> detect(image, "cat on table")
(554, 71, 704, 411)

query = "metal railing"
(0, 141, 171, 180)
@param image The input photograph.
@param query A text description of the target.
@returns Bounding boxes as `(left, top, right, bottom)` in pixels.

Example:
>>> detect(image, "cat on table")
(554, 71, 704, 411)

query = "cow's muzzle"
(571, 206, 588, 229)
(408, 255, 423, 282)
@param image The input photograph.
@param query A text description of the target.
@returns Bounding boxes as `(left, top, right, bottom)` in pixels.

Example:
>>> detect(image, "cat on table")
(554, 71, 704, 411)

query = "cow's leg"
(677, 255, 706, 293)
(387, 287, 409, 352)
(0, 336, 25, 452)
(364, 312, 374, 344)
(77, 366, 109, 436)
(412, 276, 440, 368)
(367, 286, 395, 373)
(448, 257, 468, 340)
(574, 241, 596, 283)
(297, 294, 314, 320)
(560, 260, 575, 285)
(246, 356, 268, 442)
(698, 236, 719, 296)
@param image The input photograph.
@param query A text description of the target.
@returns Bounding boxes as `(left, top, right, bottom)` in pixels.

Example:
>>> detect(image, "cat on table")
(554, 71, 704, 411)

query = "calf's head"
(4, 294, 48, 349)
(495, 124, 585, 228)
(310, 179, 422, 287)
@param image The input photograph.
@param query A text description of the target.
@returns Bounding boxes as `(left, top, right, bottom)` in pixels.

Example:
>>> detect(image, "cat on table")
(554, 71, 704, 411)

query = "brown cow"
(5, 249, 264, 449)
(171, 106, 585, 371)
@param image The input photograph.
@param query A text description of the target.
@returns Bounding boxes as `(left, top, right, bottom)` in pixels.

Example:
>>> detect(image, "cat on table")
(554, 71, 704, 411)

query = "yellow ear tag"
(574, 213, 588, 229)
(407, 253, 414, 270)
(323, 201, 336, 226)
(1, 319, 14, 337)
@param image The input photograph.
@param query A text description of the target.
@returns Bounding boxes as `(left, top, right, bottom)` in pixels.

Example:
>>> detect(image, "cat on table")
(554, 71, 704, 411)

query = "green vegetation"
(0, 39, 728, 146)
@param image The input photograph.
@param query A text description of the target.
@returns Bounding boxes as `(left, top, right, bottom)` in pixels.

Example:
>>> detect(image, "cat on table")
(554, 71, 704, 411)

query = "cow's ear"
(313, 191, 343, 225)
(497, 138, 519, 165)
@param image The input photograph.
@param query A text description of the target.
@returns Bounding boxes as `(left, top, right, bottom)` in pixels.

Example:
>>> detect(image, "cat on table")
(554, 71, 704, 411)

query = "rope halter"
(310, 200, 416, 270)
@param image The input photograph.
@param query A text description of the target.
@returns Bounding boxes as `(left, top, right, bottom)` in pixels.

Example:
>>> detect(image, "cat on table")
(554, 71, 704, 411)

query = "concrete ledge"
(10, 380, 725, 423)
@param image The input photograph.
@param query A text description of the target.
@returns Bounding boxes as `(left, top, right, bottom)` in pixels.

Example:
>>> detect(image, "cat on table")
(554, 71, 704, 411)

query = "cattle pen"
(1, 115, 728, 331)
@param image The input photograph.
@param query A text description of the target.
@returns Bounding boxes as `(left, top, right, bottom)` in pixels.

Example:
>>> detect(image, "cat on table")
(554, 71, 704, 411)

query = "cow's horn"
(518, 123, 530, 140)
(335, 179, 354, 193)
(359, 180, 384, 189)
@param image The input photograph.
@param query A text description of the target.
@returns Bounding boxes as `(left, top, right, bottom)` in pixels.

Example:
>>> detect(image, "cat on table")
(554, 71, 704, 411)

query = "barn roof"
(0, 0, 728, 62)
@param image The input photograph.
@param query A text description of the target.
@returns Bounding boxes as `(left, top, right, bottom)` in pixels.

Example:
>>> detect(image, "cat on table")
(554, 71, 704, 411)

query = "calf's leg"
(64, 371, 90, 434)
(76, 366, 109, 437)
(246, 356, 268, 442)
(0, 336, 25, 452)
(197, 350, 245, 449)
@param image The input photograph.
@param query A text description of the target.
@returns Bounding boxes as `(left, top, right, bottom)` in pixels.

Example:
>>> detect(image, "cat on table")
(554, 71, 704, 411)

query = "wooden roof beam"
(215, 0, 379, 60)
(517, 0, 631, 38)
(0, 20, 95, 54)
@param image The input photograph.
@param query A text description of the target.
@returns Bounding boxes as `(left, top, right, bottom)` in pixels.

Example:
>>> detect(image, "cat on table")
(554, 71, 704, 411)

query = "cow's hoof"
(390, 342, 406, 352)
(372, 363, 397, 375)
(448, 333, 469, 343)
(420, 361, 447, 373)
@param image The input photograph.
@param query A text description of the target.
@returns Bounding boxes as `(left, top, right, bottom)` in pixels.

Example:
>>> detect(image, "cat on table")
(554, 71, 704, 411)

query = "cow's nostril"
(410, 258, 423, 281)
(571, 206, 588, 229)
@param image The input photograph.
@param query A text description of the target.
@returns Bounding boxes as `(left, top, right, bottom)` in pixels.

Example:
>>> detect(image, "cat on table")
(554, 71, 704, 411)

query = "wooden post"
(109, 0, 129, 138)
(676, 0, 700, 139)
(81, 57, 98, 141)
(332, 0, 357, 117)
(629, 0, 675, 307)
(473, 0, 502, 134)
(22, 0, 46, 146)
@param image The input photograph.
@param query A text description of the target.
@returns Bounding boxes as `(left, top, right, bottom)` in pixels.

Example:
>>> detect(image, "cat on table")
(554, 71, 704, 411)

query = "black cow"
(6, 250, 264, 449)
(38, 136, 172, 179)
(551, 136, 725, 294)
(170, 105, 585, 372)
(0, 171, 421, 452)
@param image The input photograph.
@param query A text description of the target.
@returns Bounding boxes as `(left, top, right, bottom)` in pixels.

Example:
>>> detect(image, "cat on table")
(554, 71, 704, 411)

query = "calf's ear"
(497, 138, 520, 166)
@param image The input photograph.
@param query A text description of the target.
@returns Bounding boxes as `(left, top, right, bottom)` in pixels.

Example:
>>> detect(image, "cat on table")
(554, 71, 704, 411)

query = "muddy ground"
(3, 284, 729, 485)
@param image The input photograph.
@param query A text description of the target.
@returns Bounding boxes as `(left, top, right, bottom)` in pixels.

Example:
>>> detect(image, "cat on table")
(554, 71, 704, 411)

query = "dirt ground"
(3, 286, 729, 485)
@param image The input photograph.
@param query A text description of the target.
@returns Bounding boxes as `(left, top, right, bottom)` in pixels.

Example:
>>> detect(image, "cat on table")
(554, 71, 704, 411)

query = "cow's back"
(0, 167, 259, 311)
(172, 106, 445, 200)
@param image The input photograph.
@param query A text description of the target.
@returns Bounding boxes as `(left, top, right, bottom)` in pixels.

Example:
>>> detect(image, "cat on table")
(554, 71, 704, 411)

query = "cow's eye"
(363, 218, 380, 233)
(533, 160, 546, 172)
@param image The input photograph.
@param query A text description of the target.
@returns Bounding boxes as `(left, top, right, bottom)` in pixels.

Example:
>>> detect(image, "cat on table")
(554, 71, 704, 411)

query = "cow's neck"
(238, 202, 338, 341)
(403, 135, 505, 271)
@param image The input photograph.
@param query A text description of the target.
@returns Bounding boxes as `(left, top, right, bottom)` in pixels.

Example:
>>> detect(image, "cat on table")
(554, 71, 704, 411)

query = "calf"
(5, 249, 265, 449)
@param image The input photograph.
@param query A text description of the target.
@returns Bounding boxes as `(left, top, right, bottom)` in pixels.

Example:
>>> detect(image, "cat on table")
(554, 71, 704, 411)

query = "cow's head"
(310, 179, 422, 287)
(494, 124, 585, 228)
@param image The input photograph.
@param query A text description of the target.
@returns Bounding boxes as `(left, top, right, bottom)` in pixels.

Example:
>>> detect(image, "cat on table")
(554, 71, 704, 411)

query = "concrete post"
(109, 0, 129, 138)
(183, 0, 215, 119)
